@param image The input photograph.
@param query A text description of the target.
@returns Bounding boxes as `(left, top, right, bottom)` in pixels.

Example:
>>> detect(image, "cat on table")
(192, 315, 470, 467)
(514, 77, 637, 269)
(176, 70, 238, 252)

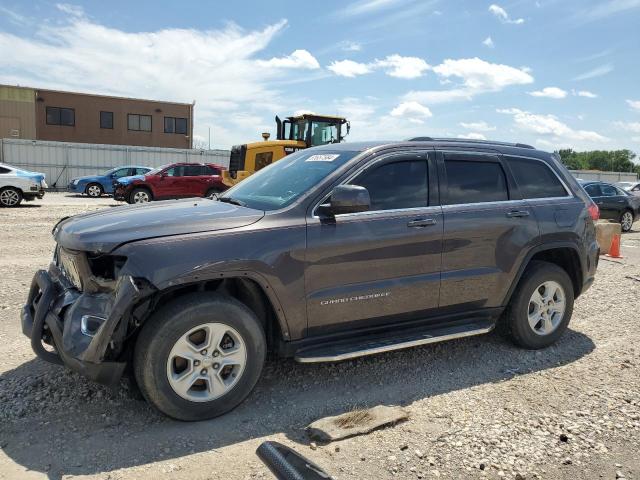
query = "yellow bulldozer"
(221, 113, 350, 187)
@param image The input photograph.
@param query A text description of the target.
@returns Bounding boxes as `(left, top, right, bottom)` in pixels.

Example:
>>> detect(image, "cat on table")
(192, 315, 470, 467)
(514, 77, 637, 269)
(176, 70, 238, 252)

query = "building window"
(46, 107, 75, 126)
(128, 114, 152, 132)
(100, 111, 113, 129)
(164, 116, 188, 134)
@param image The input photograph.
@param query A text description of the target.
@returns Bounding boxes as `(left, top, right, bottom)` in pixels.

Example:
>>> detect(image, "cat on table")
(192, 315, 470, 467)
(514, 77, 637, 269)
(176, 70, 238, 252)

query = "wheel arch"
(0, 184, 23, 194)
(138, 273, 290, 352)
(506, 243, 584, 304)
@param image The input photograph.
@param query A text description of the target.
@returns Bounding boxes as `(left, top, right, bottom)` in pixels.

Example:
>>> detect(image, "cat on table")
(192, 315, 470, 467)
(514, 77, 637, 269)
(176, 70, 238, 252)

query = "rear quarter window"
(507, 157, 568, 198)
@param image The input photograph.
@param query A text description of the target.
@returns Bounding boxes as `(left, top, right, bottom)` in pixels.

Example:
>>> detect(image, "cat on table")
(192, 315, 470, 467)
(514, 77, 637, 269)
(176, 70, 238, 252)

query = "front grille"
(228, 144, 247, 173)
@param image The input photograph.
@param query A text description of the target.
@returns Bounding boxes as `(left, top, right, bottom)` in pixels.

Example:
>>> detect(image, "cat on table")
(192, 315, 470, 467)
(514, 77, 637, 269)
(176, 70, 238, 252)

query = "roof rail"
(406, 137, 535, 149)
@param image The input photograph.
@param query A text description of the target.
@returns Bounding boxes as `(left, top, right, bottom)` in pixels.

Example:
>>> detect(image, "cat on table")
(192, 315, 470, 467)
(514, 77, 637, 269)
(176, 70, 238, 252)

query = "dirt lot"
(1, 193, 639, 480)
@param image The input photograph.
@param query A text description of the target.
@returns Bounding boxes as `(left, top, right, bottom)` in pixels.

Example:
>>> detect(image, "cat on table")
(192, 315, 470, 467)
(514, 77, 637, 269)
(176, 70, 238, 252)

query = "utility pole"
(208, 127, 211, 150)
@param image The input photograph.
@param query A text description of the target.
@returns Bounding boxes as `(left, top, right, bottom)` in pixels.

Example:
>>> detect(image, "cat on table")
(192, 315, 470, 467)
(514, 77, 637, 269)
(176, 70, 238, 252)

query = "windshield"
(220, 149, 359, 211)
(147, 164, 171, 175)
(290, 120, 340, 146)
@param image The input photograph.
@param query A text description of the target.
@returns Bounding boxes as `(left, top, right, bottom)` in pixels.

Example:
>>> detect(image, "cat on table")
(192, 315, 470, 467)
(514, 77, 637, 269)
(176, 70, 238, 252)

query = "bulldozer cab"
(276, 114, 349, 147)
(222, 113, 350, 188)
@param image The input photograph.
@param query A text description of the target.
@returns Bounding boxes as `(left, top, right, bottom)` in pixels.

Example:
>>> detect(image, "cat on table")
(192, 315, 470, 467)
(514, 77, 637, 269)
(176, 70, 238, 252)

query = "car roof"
(312, 138, 548, 157)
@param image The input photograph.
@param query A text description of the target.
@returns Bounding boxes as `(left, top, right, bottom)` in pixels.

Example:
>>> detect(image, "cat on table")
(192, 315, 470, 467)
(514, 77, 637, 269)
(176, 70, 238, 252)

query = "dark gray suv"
(22, 139, 600, 420)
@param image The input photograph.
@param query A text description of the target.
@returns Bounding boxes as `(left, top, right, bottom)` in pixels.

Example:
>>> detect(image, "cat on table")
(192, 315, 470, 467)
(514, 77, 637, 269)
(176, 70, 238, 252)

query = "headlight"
(73, 179, 80, 185)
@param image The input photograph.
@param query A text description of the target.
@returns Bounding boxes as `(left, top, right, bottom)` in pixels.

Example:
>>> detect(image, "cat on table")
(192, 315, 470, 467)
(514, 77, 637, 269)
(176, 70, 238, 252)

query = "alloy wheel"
(0, 189, 20, 207)
(133, 191, 150, 203)
(87, 185, 102, 197)
(166, 323, 247, 402)
(621, 211, 633, 232)
(527, 281, 566, 336)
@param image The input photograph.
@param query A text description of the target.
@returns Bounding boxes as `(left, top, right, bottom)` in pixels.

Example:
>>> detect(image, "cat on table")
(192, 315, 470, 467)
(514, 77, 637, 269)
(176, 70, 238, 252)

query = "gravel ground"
(0, 193, 639, 480)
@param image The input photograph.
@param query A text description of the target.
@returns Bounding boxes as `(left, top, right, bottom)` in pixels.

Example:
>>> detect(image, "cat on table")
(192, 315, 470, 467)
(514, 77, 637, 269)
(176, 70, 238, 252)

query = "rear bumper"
(21, 265, 151, 386)
(24, 189, 45, 200)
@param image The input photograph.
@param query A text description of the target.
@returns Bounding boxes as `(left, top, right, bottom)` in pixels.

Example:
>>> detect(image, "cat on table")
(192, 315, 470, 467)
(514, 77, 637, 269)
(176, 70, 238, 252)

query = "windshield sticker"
(306, 154, 340, 162)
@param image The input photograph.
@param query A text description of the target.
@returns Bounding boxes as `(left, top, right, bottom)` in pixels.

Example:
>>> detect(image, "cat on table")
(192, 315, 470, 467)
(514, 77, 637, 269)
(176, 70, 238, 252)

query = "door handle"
(506, 210, 530, 218)
(407, 218, 437, 228)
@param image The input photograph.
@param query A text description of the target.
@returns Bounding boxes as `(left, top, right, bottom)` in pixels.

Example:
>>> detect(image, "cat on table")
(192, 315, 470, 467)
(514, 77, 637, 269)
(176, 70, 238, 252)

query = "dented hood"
(54, 198, 264, 253)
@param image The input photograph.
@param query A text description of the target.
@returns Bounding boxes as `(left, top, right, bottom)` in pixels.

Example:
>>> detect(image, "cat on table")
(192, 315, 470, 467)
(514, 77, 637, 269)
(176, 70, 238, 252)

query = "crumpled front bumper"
(21, 264, 149, 386)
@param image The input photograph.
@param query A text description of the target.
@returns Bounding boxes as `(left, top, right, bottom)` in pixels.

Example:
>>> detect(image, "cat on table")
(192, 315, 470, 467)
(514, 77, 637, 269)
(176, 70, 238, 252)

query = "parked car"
(22, 139, 599, 421)
(580, 180, 640, 232)
(113, 162, 227, 204)
(617, 181, 640, 196)
(0, 163, 47, 207)
(68, 166, 152, 197)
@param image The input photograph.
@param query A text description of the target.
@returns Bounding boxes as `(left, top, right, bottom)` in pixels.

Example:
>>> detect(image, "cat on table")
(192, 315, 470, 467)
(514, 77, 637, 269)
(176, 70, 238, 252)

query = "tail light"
(588, 202, 600, 221)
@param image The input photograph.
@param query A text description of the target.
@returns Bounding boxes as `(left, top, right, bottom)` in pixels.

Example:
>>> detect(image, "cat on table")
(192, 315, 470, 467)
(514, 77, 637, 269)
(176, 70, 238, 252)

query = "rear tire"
(0, 187, 22, 207)
(128, 187, 152, 204)
(133, 293, 266, 421)
(85, 183, 103, 197)
(620, 209, 634, 232)
(504, 261, 574, 349)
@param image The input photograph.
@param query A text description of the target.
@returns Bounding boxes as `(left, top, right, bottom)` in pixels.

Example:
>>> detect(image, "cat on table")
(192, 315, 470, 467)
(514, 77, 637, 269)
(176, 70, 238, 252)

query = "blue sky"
(1, 0, 639, 153)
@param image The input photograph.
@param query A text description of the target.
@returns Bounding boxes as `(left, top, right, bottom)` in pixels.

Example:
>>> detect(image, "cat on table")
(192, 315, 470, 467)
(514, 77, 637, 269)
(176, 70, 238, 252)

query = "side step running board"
(294, 320, 494, 363)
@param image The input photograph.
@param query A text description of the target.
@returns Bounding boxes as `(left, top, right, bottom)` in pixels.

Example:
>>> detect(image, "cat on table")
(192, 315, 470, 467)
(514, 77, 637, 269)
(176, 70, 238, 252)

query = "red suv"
(113, 163, 228, 204)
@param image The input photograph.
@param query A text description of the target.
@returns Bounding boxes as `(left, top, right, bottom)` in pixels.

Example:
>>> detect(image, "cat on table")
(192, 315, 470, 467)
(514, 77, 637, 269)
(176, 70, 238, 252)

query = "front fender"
(114, 224, 308, 340)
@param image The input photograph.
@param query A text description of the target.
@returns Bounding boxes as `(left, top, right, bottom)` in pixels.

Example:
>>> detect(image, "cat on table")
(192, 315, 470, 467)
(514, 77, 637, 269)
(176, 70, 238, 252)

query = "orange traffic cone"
(606, 233, 623, 258)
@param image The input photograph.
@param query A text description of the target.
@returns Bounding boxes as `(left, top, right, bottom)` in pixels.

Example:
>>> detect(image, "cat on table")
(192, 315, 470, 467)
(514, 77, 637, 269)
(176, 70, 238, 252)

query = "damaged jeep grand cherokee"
(22, 139, 599, 421)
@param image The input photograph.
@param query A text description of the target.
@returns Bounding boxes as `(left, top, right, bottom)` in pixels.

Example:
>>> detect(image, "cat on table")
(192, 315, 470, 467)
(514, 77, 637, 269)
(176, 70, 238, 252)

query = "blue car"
(68, 166, 152, 197)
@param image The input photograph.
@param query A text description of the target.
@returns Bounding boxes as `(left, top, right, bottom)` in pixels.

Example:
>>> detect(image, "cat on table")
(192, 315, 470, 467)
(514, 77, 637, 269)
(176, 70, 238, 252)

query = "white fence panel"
(0, 138, 230, 188)
(569, 170, 638, 183)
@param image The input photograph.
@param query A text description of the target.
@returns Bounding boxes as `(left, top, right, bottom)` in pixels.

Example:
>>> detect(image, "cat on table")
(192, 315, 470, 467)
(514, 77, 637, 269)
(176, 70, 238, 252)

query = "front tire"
(620, 210, 634, 232)
(129, 187, 152, 204)
(85, 183, 103, 197)
(133, 293, 266, 421)
(504, 261, 574, 349)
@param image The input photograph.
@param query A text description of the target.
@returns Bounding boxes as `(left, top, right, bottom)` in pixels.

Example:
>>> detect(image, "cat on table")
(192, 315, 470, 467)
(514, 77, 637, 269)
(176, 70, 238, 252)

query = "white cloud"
(328, 55, 429, 79)
(341, 0, 405, 16)
(457, 132, 487, 140)
(528, 87, 568, 99)
(55, 3, 84, 17)
(574, 90, 598, 98)
(256, 49, 320, 69)
(482, 36, 495, 48)
(327, 59, 372, 77)
(374, 55, 430, 79)
(433, 58, 533, 90)
(390, 101, 433, 121)
(459, 121, 496, 131)
(626, 99, 640, 111)
(0, 15, 327, 146)
(340, 41, 362, 52)
(489, 4, 524, 24)
(573, 64, 613, 81)
(404, 57, 533, 105)
(576, 0, 640, 21)
(615, 121, 640, 133)
(498, 108, 608, 143)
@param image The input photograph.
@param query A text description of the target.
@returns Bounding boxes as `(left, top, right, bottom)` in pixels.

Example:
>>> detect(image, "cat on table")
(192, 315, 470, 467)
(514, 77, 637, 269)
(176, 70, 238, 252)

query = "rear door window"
(600, 184, 618, 197)
(351, 156, 428, 211)
(507, 157, 567, 198)
(184, 165, 203, 176)
(444, 157, 508, 205)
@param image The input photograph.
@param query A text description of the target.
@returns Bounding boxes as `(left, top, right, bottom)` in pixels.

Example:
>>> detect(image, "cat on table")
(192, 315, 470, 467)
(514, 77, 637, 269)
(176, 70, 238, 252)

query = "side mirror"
(323, 185, 370, 216)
